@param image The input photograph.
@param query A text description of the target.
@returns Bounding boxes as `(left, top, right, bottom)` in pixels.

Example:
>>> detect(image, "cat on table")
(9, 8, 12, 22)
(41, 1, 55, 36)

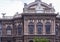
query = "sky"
(0, 0, 60, 18)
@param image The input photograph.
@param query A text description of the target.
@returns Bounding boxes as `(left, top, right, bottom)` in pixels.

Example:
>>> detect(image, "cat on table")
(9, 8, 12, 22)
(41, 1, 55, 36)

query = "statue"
(35, 0, 41, 2)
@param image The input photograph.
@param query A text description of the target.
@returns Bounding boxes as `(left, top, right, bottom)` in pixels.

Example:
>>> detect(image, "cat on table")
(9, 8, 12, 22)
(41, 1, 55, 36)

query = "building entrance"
(29, 40, 33, 42)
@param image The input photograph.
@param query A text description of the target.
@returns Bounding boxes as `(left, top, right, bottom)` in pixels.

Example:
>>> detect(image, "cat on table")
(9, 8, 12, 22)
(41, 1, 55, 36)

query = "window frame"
(17, 24, 22, 35)
(36, 22, 43, 34)
(6, 26, 12, 35)
(45, 22, 51, 34)
(28, 22, 34, 34)
(55, 24, 59, 35)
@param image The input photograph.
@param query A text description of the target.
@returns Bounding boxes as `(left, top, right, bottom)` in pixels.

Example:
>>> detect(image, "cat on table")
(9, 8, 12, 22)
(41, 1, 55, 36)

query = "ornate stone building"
(0, 0, 60, 42)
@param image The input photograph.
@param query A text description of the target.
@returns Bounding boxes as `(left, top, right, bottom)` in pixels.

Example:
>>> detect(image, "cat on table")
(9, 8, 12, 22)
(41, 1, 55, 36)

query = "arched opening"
(18, 24, 22, 35)
(6, 26, 12, 35)
(7, 40, 11, 42)
(45, 22, 51, 34)
(29, 40, 33, 42)
(55, 24, 59, 35)
(28, 22, 34, 34)
(36, 22, 43, 34)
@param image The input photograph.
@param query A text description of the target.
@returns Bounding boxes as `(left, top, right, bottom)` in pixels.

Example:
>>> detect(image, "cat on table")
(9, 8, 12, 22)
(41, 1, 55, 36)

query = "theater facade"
(0, 0, 60, 42)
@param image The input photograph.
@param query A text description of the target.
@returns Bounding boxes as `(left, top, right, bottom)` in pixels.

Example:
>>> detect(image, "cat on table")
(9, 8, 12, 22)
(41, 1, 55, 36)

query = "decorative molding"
(28, 20, 34, 22)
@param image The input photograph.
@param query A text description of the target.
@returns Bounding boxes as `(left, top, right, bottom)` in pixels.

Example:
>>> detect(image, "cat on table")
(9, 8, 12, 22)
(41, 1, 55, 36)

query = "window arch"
(55, 24, 59, 35)
(6, 26, 12, 35)
(28, 22, 34, 34)
(36, 22, 43, 34)
(45, 22, 51, 34)
(18, 24, 22, 35)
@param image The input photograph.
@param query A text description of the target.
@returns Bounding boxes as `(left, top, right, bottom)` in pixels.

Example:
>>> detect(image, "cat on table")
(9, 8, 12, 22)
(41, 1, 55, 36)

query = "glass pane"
(7, 40, 11, 42)
(37, 25, 42, 34)
(46, 25, 50, 34)
(29, 25, 34, 34)
(45, 22, 51, 34)
(18, 25, 22, 35)
(28, 22, 34, 34)
(37, 22, 43, 34)
(18, 28, 22, 32)
(7, 30, 11, 35)
(55, 24, 58, 35)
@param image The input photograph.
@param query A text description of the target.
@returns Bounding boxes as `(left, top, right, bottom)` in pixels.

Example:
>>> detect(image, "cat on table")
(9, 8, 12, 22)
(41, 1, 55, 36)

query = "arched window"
(29, 40, 33, 42)
(45, 22, 51, 34)
(18, 24, 22, 35)
(36, 22, 43, 34)
(7, 40, 11, 42)
(6, 26, 12, 35)
(28, 22, 34, 34)
(55, 24, 59, 35)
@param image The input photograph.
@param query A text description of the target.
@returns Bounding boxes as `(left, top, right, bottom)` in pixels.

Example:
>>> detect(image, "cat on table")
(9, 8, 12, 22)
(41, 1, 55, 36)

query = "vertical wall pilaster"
(43, 20, 45, 35)
(34, 20, 37, 35)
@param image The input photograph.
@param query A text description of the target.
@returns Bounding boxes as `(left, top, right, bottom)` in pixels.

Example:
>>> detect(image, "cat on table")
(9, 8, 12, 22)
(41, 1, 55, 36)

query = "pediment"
(27, 2, 51, 9)
(23, 0, 55, 13)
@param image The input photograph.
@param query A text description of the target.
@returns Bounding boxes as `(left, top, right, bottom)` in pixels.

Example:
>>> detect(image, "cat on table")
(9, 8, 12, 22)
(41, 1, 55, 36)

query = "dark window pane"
(29, 40, 33, 42)
(6, 26, 12, 35)
(7, 40, 11, 42)
(18, 24, 22, 35)
(45, 22, 51, 34)
(55, 24, 59, 35)
(37, 22, 43, 34)
(28, 22, 34, 34)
